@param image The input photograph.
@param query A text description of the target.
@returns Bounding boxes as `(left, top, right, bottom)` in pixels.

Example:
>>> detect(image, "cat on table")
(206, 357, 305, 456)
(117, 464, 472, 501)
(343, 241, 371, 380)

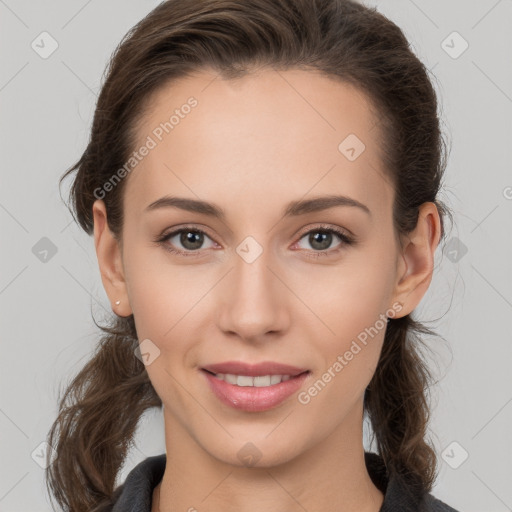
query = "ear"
(92, 199, 133, 317)
(390, 202, 442, 318)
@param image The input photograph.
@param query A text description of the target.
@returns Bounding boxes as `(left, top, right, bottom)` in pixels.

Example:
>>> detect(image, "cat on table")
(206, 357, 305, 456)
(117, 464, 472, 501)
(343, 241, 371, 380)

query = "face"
(93, 67, 436, 468)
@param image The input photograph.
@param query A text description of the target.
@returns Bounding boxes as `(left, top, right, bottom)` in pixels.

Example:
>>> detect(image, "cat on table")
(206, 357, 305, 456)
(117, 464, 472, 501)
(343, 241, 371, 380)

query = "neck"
(154, 403, 384, 512)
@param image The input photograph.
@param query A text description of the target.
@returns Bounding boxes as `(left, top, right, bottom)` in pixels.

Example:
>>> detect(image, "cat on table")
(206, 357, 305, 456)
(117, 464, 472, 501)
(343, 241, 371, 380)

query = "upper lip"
(201, 361, 309, 377)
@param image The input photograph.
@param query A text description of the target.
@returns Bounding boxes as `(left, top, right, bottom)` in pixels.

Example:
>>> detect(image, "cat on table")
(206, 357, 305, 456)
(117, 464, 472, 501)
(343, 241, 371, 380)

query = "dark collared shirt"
(107, 452, 460, 511)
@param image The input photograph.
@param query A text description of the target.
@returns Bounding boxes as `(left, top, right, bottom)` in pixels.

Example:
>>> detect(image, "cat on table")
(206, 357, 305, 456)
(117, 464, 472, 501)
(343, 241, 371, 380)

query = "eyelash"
(155, 224, 356, 259)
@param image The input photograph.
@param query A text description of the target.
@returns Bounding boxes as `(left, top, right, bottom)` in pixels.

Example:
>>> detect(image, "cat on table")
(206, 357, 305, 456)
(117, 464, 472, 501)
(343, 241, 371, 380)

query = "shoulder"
(109, 453, 166, 512)
(422, 492, 461, 512)
(364, 451, 461, 512)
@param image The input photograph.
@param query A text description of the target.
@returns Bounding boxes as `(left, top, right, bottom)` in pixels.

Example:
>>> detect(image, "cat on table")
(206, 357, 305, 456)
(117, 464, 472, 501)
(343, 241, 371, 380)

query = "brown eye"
(157, 227, 216, 256)
(176, 230, 205, 250)
(295, 227, 354, 253)
(306, 231, 335, 251)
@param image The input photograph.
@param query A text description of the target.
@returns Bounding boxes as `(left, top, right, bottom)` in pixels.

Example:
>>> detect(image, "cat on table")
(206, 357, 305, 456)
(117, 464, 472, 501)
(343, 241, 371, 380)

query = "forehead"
(124, 67, 393, 223)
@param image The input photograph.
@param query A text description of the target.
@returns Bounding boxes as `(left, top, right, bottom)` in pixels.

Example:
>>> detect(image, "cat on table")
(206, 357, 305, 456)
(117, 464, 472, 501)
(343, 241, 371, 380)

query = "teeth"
(215, 373, 293, 387)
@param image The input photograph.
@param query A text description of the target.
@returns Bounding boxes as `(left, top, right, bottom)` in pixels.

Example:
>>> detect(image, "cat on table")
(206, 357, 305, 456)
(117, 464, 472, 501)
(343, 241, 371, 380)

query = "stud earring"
(115, 300, 121, 305)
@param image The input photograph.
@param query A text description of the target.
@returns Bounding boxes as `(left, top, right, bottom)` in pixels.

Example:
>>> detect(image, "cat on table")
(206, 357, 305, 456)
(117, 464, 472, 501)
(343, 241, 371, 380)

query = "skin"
(92, 67, 441, 512)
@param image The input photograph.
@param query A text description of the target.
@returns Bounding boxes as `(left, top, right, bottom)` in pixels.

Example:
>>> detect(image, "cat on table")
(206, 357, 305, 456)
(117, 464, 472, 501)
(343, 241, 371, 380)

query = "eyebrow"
(144, 194, 372, 219)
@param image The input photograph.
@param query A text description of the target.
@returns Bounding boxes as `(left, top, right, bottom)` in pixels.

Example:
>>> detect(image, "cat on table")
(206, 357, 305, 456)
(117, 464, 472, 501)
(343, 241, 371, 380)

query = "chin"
(203, 435, 305, 469)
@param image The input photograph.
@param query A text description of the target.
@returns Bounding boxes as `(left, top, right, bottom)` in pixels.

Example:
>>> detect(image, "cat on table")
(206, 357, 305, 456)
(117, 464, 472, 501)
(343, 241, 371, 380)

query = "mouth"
(201, 360, 309, 378)
(200, 368, 311, 412)
(201, 369, 310, 387)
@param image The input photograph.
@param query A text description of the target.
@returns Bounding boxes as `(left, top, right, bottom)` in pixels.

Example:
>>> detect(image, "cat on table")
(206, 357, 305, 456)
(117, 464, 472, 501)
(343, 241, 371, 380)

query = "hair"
(46, 0, 454, 510)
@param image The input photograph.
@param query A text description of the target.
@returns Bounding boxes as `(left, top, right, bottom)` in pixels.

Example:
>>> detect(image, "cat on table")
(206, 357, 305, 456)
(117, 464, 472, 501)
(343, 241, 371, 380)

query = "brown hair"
(46, 0, 453, 510)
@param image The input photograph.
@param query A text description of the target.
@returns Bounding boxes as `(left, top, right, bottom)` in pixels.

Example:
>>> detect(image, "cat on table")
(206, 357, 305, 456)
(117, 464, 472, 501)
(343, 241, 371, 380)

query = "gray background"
(1, 0, 511, 510)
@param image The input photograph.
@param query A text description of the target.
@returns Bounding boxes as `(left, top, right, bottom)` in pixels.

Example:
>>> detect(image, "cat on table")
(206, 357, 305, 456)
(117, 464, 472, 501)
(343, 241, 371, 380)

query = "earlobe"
(92, 199, 133, 317)
(390, 202, 441, 318)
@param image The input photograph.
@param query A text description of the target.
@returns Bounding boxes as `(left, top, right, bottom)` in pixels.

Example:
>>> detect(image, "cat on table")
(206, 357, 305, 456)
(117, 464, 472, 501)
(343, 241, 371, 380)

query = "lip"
(201, 360, 308, 377)
(201, 368, 311, 412)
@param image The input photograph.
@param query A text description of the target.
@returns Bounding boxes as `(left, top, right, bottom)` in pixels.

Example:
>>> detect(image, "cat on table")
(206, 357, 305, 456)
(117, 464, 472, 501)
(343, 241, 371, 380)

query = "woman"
(46, 1, 459, 511)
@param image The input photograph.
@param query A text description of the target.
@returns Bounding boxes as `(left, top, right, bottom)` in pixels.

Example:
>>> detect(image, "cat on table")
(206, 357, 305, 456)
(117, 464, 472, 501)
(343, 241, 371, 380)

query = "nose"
(215, 247, 291, 344)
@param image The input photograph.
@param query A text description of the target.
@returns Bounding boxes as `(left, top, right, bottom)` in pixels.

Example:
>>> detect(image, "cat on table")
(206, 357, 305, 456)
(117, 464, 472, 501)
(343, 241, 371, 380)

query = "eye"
(156, 226, 217, 257)
(293, 224, 355, 256)
(155, 223, 356, 258)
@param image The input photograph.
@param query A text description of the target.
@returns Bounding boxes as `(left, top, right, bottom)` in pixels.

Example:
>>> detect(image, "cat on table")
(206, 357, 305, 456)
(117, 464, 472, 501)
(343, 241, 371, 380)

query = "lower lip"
(201, 370, 310, 412)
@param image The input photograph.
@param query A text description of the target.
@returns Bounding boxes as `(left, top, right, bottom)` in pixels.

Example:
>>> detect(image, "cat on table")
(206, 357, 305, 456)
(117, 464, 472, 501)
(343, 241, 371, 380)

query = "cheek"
(304, 299, 387, 413)
(300, 247, 394, 395)
(122, 243, 203, 342)
(305, 250, 393, 340)
(123, 249, 204, 397)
